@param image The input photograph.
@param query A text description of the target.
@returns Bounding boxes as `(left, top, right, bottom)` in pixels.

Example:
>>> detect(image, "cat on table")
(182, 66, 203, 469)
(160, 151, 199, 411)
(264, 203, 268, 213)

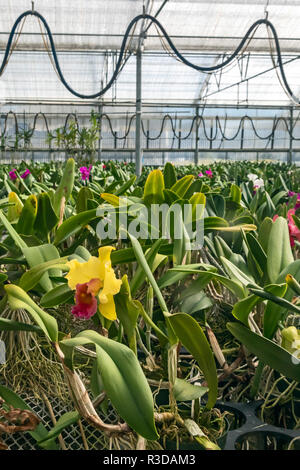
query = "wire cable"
(1, 10, 300, 102)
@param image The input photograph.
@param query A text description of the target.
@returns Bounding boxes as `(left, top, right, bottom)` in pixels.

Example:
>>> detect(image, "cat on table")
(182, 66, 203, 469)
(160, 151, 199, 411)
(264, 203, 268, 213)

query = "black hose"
(0, 10, 299, 102)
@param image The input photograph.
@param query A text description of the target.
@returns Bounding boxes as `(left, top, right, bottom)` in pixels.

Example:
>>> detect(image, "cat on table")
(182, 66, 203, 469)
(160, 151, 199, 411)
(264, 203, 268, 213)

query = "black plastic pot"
(216, 401, 300, 450)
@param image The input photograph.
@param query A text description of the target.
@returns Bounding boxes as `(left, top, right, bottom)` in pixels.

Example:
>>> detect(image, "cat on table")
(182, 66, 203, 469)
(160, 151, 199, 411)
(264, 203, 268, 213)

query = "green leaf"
(166, 313, 218, 409)
(163, 189, 179, 205)
(189, 192, 206, 221)
(249, 285, 300, 314)
(61, 331, 159, 440)
(264, 260, 300, 338)
(163, 162, 177, 189)
(76, 187, 94, 213)
(258, 217, 273, 252)
(16, 195, 38, 235)
(114, 275, 140, 353)
(115, 175, 137, 196)
(130, 238, 165, 297)
(20, 244, 66, 292)
(34, 192, 59, 239)
(143, 169, 165, 205)
(40, 283, 73, 308)
(221, 256, 256, 288)
(7, 191, 23, 221)
(267, 216, 294, 283)
(245, 232, 267, 278)
(0, 317, 42, 333)
(54, 209, 97, 245)
(170, 175, 194, 198)
(173, 378, 208, 402)
(0, 208, 28, 250)
(230, 184, 241, 204)
(204, 216, 229, 231)
(37, 411, 79, 446)
(227, 322, 300, 382)
(5, 284, 58, 342)
(52, 158, 75, 216)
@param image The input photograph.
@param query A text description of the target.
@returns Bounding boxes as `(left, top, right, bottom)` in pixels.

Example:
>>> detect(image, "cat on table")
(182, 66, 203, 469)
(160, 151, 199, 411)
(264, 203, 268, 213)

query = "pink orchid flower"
(20, 169, 30, 179)
(9, 169, 17, 180)
(288, 191, 300, 210)
(198, 172, 204, 178)
(273, 209, 300, 247)
(205, 169, 213, 178)
(79, 165, 92, 181)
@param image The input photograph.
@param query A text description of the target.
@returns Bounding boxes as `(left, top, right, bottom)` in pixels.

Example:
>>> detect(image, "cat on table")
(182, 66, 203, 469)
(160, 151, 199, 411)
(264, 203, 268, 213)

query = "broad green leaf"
(227, 322, 300, 382)
(34, 192, 59, 239)
(16, 195, 38, 235)
(115, 174, 136, 196)
(52, 158, 75, 216)
(173, 378, 208, 402)
(40, 283, 73, 308)
(204, 216, 229, 231)
(37, 411, 79, 445)
(267, 216, 294, 283)
(0, 317, 42, 333)
(170, 175, 194, 198)
(233, 284, 287, 325)
(163, 189, 180, 205)
(7, 191, 23, 221)
(221, 256, 256, 288)
(163, 162, 177, 189)
(166, 313, 218, 409)
(114, 275, 140, 353)
(76, 187, 94, 213)
(189, 192, 206, 221)
(258, 217, 273, 252)
(264, 260, 300, 338)
(61, 331, 159, 440)
(143, 169, 165, 205)
(0, 208, 27, 250)
(54, 209, 97, 245)
(5, 284, 58, 342)
(230, 184, 241, 204)
(21, 244, 64, 292)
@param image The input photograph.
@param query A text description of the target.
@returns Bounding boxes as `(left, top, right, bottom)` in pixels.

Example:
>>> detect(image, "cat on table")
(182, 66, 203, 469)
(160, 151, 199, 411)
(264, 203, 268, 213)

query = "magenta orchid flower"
(79, 165, 92, 181)
(198, 172, 204, 178)
(205, 169, 213, 178)
(20, 169, 30, 179)
(9, 169, 17, 180)
(288, 191, 300, 210)
(273, 209, 300, 247)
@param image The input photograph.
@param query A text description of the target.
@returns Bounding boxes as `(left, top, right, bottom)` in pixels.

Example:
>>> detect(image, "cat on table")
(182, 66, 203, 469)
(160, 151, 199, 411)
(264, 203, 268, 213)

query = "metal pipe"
(135, 47, 142, 176)
(194, 106, 199, 165)
(289, 106, 294, 164)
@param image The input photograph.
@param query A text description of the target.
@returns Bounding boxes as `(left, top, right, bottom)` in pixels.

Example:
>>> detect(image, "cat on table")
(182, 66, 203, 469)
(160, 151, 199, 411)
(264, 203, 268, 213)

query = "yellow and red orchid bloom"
(65, 246, 122, 321)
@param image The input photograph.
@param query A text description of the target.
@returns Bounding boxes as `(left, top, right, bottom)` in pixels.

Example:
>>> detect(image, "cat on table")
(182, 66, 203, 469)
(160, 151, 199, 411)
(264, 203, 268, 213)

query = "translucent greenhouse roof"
(1, 0, 300, 105)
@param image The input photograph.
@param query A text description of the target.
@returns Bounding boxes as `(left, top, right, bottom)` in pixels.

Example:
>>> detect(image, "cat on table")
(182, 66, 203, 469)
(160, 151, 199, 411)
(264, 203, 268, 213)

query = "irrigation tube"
(0, 10, 300, 102)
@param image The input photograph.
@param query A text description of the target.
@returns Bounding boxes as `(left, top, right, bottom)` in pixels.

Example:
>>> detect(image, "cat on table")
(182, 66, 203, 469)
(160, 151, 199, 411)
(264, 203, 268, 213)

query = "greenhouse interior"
(0, 0, 299, 453)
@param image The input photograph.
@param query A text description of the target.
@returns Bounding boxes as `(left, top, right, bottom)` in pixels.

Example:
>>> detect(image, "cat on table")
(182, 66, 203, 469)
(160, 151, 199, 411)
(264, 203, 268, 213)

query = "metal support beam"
(194, 106, 199, 165)
(98, 103, 103, 161)
(135, 47, 142, 176)
(288, 106, 294, 164)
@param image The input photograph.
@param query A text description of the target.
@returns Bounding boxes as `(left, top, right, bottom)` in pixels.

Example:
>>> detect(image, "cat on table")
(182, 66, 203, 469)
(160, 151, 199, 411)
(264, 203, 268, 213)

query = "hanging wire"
(0, 9, 300, 103)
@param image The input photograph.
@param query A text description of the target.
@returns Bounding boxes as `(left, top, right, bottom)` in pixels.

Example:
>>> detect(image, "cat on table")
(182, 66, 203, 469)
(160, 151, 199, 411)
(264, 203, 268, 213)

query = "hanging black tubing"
(0, 10, 299, 101)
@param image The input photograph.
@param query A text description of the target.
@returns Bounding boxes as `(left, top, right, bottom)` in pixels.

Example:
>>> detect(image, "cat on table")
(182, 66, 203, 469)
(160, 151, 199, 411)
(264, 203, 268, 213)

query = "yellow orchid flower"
(65, 246, 121, 321)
